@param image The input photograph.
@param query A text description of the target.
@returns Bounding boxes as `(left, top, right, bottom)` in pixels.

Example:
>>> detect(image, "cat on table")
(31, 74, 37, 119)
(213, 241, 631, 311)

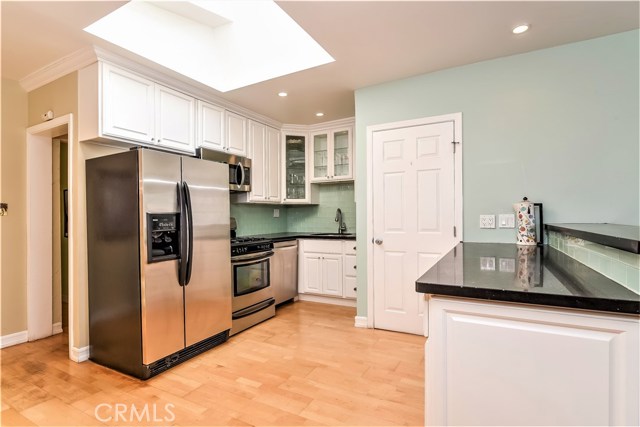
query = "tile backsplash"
(231, 182, 356, 236)
(230, 203, 288, 236)
(287, 183, 355, 233)
(548, 231, 640, 294)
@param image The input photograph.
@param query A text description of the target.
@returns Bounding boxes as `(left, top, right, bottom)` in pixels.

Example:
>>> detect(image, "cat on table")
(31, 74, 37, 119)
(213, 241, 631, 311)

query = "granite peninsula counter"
(416, 243, 639, 426)
(416, 243, 639, 314)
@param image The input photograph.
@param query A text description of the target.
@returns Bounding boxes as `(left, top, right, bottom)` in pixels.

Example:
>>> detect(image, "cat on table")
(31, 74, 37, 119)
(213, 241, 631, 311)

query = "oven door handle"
(231, 250, 274, 264)
(232, 298, 275, 320)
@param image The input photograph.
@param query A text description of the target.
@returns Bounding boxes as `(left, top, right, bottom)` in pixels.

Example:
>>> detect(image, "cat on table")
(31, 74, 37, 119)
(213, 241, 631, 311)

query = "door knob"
(374, 239, 383, 245)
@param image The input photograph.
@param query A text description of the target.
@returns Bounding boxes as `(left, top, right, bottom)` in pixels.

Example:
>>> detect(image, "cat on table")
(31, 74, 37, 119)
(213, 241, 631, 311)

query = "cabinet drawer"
(344, 241, 356, 255)
(344, 254, 357, 277)
(300, 239, 342, 254)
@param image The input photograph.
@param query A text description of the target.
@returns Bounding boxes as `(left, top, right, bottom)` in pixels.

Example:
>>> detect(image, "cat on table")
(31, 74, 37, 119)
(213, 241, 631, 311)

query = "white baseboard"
(354, 316, 368, 328)
(297, 294, 357, 307)
(0, 330, 28, 349)
(52, 322, 63, 335)
(70, 345, 90, 362)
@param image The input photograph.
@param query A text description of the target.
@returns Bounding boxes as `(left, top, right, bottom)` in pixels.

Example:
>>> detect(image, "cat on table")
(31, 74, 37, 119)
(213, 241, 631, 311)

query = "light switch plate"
(480, 214, 496, 229)
(273, 208, 280, 218)
(499, 214, 515, 228)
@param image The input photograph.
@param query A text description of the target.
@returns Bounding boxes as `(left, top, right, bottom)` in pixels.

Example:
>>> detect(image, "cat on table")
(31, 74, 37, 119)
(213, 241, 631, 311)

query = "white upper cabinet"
(240, 121, 281, 203)
(196, 100, 224, 151)
(81, 62, 196, 154)
(248, 120, 267, 201)
(101, 63, 155, 143)
(155, 85, 195, 152)
(225, 111, 248, 156)
(310, 126, 354, 182)
(266, 126, 281, 202)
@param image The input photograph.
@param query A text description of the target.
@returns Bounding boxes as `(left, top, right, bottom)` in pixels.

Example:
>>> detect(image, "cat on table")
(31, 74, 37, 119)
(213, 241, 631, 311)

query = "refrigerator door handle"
(177, 182, 187, 286)
(183, 182, 194, 286)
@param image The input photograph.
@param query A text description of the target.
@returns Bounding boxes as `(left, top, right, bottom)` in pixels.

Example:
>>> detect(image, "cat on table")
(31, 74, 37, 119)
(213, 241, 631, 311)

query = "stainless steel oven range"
(230, 237, 276, 335)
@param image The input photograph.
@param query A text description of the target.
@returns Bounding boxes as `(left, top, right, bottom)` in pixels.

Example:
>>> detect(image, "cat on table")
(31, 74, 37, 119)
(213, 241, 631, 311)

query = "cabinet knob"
(353, 287, 357, 291)
(374, 239, 383, 245)
(353, 246, 356, 250)
(353, 265, 356, 269)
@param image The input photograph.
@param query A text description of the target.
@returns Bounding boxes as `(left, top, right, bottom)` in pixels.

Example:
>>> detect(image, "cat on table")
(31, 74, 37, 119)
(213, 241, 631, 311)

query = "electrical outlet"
(273, 208, 280, 218)
(479, 214, 496, 229)
(480, 257, 496, 271)
(499, 214, 515, 228)
(499, 258, 515, 272)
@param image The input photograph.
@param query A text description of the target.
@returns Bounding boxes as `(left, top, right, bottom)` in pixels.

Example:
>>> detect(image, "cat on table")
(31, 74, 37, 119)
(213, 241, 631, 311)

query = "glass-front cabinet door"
(312, 132, 329, 181)
(332, 128, 352, 180)
(284, 134, 307, 201)
(310, 127, 353, 182)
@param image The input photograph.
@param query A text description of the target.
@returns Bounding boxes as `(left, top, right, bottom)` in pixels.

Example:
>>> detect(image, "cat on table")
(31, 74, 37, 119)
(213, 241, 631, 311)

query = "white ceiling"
(2, 1, 638, 125)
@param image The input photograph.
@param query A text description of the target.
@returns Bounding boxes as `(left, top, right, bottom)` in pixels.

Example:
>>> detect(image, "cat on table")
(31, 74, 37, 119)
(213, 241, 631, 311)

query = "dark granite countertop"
(416, 243, 640, 315)
(546, 223, 639, 254)
(241, 232, 356, 242)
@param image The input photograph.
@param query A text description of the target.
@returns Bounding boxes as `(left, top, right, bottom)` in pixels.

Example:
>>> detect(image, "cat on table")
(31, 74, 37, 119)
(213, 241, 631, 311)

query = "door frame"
(365, 112, 463, 328)
(26, 114, 75, 359)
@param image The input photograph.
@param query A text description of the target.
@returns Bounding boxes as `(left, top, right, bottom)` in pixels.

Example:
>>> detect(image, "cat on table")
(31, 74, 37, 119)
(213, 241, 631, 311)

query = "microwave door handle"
(177, 182, 187, 286)
(183, 182, 194, 286)
(237, 162, 245, 187)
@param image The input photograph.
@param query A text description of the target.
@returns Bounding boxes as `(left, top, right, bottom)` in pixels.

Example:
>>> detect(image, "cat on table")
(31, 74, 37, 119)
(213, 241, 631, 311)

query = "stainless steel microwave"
(196, 148, 251, 192)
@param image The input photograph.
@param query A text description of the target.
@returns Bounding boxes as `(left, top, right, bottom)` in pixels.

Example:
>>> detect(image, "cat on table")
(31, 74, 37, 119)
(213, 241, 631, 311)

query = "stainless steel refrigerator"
(86, 148, 231, 379)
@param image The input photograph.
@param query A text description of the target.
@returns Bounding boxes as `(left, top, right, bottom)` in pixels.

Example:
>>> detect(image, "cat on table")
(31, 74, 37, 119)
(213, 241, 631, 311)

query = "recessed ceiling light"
(512, 24, 530, 34)
(278, 92, 288, 97)
(315, 112, 324, 117)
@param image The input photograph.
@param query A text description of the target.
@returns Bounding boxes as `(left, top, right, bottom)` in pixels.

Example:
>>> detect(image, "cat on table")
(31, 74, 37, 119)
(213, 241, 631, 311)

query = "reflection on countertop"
(240, 232, 356, 242)
(416, 243, 640, 315)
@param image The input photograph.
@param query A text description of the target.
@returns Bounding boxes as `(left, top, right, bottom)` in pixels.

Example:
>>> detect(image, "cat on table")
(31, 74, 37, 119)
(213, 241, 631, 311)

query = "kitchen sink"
(310, 232, 356, 237)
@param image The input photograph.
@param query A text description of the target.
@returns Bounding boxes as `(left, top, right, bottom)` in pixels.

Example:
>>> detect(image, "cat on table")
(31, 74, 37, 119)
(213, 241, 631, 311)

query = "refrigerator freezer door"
(140, 150, 185, 364)
(181, 156, 232, 346)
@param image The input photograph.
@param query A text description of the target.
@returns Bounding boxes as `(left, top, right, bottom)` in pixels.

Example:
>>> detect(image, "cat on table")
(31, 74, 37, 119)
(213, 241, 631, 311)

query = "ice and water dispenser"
(147, 213, 180, 262)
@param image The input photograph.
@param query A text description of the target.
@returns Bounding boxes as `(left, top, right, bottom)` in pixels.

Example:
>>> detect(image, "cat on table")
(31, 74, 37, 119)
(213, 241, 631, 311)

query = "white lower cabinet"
(298, 239, 356, 300)
(425, 296, 640, 426)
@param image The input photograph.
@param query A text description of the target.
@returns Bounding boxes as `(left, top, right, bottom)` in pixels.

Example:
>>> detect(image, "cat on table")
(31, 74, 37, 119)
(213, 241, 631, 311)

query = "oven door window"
(234, 259, 270, 296)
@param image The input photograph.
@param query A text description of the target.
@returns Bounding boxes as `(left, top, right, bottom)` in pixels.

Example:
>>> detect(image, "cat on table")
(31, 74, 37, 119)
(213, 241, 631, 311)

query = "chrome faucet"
(335, 208, 347, 234)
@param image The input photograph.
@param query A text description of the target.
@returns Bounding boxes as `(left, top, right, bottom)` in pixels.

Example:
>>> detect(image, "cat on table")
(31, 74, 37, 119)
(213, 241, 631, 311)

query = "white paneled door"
(372, 120, 459, 334)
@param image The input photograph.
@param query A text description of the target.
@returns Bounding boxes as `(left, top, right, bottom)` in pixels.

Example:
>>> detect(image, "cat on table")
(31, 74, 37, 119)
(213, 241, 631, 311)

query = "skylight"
(84, 1, 335, 92)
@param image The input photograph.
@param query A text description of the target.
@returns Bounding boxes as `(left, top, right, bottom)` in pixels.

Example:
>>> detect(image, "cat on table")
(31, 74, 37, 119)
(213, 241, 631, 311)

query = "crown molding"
(19, 47, 98, 92)
(18, 45, 358, 131)
(283, 116, 354, 133)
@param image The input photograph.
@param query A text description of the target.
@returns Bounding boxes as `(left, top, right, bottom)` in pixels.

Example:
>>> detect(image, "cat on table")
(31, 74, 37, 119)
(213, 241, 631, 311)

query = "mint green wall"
(231, 183, 356, 236)
(354, 30, 639, 316)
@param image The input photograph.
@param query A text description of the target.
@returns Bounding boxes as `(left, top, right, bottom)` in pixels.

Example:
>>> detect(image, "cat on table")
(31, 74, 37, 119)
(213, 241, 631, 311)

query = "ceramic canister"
(513, 197, 537, 246)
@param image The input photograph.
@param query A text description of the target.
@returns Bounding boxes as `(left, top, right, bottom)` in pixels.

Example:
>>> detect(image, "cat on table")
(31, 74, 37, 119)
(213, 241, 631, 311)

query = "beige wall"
(1, 78, 28, 336)
(21, 70, 125, 351)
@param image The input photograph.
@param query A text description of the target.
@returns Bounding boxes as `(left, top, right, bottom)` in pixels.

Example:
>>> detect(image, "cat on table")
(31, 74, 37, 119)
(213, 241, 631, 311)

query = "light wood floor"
(1, 302, 424, 426)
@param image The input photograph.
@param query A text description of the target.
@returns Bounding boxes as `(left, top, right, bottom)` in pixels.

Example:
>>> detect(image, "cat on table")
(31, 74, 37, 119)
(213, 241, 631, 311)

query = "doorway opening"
(53, 136, 69, 335)
(26, 114, 75, 361)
